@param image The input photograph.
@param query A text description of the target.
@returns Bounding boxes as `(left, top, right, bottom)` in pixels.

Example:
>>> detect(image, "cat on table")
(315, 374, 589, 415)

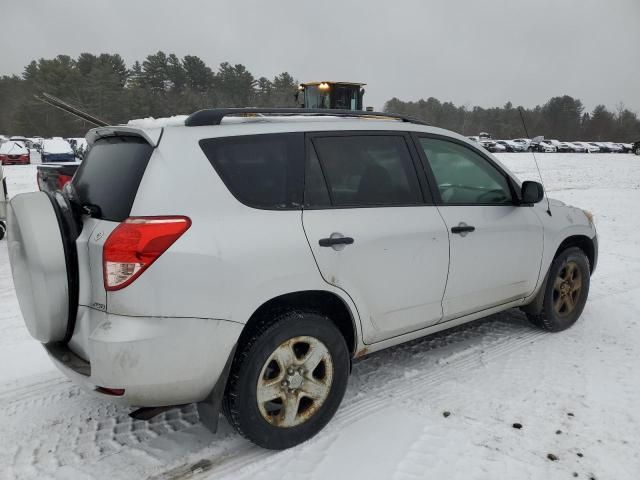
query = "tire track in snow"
(158, 316, 548, 479)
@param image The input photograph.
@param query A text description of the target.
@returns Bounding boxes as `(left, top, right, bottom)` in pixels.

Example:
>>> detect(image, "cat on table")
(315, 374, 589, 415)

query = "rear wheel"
(223, 311, 350, 449)
(635, 146, 640, 155)
(526, 247, 590, 332)
(0, 221, 6, 240)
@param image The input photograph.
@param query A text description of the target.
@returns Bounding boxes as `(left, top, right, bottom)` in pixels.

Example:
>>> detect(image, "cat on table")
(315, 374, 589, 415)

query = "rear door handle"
(319, 234, 354, 249)
(451, 223, 475, 236)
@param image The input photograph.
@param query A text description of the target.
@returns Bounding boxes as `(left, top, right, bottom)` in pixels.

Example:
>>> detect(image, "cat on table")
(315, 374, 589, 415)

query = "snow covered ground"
(1, 153, 640, 480)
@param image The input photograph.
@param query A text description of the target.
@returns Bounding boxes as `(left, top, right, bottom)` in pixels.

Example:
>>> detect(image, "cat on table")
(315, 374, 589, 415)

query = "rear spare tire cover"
(7, 191, 76, 343)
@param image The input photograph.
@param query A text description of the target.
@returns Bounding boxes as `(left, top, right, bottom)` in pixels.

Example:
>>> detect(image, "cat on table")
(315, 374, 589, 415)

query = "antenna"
(518, 107, 551, 216)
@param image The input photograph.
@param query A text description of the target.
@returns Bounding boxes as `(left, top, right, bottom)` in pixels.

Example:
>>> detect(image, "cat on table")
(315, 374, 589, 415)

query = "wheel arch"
(239, 290, 359, 357)
(554, 234, 596, 273)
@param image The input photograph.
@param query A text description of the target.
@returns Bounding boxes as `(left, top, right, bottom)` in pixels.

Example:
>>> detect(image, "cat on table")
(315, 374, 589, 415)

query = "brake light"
(103, 216, 191, 291)
(57, 174, 73, 190)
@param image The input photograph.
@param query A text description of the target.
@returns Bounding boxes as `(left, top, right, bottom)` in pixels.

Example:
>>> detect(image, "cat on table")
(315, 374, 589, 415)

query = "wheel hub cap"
(552, 261, 583, 317)
(256, 335, 334, 428)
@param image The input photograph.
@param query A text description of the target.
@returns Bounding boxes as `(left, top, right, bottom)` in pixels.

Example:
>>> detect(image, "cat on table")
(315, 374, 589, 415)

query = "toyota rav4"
(7, 108, 598, 450)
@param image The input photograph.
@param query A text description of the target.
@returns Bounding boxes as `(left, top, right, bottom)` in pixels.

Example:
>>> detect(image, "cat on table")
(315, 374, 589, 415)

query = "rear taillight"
(103, 216, 191, 291)
(57, 174, 73, 190)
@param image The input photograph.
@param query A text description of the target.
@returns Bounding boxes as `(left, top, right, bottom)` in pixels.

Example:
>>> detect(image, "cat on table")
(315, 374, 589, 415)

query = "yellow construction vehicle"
(296, 81, 367, 111)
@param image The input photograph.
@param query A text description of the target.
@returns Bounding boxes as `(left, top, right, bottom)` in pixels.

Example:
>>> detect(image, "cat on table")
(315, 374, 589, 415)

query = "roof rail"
(184, 108, 428, 127)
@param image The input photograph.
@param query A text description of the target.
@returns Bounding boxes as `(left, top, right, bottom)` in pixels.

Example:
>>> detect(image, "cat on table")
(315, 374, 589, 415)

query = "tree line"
(384, 96, 640, 142)
(0, 51, 638, 141)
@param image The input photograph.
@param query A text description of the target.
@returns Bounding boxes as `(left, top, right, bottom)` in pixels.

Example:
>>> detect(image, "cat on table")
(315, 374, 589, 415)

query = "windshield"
(303, 86, 330, 109)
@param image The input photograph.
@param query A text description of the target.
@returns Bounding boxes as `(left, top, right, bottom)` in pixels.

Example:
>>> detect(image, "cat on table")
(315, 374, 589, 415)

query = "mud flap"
(197, 344, 237, 433)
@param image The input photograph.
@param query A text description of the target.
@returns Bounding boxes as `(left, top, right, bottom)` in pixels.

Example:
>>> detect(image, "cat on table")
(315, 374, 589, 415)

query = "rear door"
(70, 135, 154, 314)
(413, 135, 543, 320)
(302, 132, 450, 344)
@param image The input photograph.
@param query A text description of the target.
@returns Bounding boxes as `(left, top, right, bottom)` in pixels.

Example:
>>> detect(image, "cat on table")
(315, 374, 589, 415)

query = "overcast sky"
(1, 0, 639, 113)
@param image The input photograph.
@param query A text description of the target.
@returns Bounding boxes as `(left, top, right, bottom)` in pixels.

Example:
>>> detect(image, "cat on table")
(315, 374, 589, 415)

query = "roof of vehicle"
(0, 142, 28, 155)
(42, 138, 73, 154)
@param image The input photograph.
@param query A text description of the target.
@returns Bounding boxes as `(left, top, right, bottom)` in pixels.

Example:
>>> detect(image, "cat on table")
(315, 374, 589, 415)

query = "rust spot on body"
(355, 347, 368, 358)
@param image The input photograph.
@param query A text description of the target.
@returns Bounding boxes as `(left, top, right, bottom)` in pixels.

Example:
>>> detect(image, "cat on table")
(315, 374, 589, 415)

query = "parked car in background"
(543, 139, 572, 153)
(36, 163, 80, 192)
(6, 109, 598, 450)
(29, 137, 44, 152)
(589, 142, 610, 153)
(616, 143, 633, 153)
(67, 137, 89, 160)
(0, 140, 31, 165)
(512, 138, 532, 150)
(603, 142, 624, 153)
(572, 142, 600, 153)
(564, 142, 586, 153)
(9, 136, 28, 148)
(535, 140, 557, 153)
(41, 138, 75, 162)
(495, 140, 526, 152)
(633, 140, 640, 155)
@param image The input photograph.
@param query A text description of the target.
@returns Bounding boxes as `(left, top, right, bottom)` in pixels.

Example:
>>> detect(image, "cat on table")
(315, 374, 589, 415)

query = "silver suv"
(7, 109, 598, 450)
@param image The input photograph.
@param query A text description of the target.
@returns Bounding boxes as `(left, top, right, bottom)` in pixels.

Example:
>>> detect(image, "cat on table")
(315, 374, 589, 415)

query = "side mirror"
(521, 181, 544, 204)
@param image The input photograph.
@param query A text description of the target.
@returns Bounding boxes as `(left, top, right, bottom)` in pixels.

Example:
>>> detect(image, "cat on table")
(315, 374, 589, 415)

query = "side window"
(199, 133, 304, 209)
(312, 135, 422, 207)
(418, 137, 513, 205)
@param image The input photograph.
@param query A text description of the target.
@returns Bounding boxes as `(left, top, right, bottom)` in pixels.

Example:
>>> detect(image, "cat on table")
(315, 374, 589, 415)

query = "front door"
(302, 132, 450, 343)
(415, 135, 544, 320)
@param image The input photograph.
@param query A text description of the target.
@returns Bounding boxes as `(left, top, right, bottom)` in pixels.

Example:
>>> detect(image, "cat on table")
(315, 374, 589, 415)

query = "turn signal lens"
(103, 216, 191, 291)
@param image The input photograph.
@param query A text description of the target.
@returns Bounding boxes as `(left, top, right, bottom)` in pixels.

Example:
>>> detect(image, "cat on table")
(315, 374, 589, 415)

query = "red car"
(0, 141, 31, 165)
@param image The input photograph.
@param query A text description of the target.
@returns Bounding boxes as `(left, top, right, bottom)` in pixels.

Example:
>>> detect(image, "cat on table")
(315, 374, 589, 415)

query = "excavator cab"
(296, 82, 366, 111)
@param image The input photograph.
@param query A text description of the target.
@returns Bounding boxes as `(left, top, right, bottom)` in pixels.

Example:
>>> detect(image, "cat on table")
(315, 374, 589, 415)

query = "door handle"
(451, 223, 475, 236)
(319, 233, 354, 249)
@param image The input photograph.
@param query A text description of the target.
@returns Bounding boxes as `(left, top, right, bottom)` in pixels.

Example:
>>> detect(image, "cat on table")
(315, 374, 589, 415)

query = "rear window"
(72, 136, 153, 221)
(199, 133, 304, 209)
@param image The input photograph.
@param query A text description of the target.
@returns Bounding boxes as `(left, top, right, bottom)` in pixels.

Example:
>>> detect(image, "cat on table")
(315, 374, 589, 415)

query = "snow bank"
(127, 115, 188, 128)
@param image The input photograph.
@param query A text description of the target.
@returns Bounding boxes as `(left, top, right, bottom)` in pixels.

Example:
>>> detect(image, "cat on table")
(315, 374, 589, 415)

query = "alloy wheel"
(552, 261, 583, 317)
(256, 336, 334, 428)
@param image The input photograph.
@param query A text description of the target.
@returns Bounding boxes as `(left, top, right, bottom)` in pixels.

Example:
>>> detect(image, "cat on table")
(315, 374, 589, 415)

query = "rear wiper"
(81, 203, 102, 217)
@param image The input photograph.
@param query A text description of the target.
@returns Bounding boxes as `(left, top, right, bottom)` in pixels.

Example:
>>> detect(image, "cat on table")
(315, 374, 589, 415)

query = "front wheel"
(223, 311, 350, 449)
(527, 247, 590, 332)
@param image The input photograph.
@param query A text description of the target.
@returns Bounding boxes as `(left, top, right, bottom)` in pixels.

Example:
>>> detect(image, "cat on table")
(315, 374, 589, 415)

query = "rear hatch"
(70, 133, 156, 308)
(8, 127, 158, 355)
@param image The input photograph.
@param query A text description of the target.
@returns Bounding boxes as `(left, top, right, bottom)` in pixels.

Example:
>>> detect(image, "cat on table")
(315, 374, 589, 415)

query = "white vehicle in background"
(512, 137, 531, 146)
(572, 142, 600, 153)
(564, 142, 586, 153)
(7, 108, 598, 450)
(603, 142, 624, 153)
(537, 140, 557, 153)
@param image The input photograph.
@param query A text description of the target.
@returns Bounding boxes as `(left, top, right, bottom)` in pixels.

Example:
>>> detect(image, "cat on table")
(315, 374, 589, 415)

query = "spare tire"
(7, 191, 80, 344)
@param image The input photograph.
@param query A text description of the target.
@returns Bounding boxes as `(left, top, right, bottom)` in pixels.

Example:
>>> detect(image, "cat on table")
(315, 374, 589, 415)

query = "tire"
(526, 247, 590, 332)
(635, 146, 640, 156)
(223, 310, 350, 449)
(0, 221, 6, 240)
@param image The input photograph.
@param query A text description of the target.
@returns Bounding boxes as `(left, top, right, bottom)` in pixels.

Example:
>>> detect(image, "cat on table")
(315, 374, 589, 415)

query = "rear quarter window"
(199, 133, 304, 209)
(72, 136, 153, 222)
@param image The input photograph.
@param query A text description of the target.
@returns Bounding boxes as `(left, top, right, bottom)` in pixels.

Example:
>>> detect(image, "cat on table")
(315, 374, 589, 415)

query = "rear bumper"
(47, 307, 243, 407)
